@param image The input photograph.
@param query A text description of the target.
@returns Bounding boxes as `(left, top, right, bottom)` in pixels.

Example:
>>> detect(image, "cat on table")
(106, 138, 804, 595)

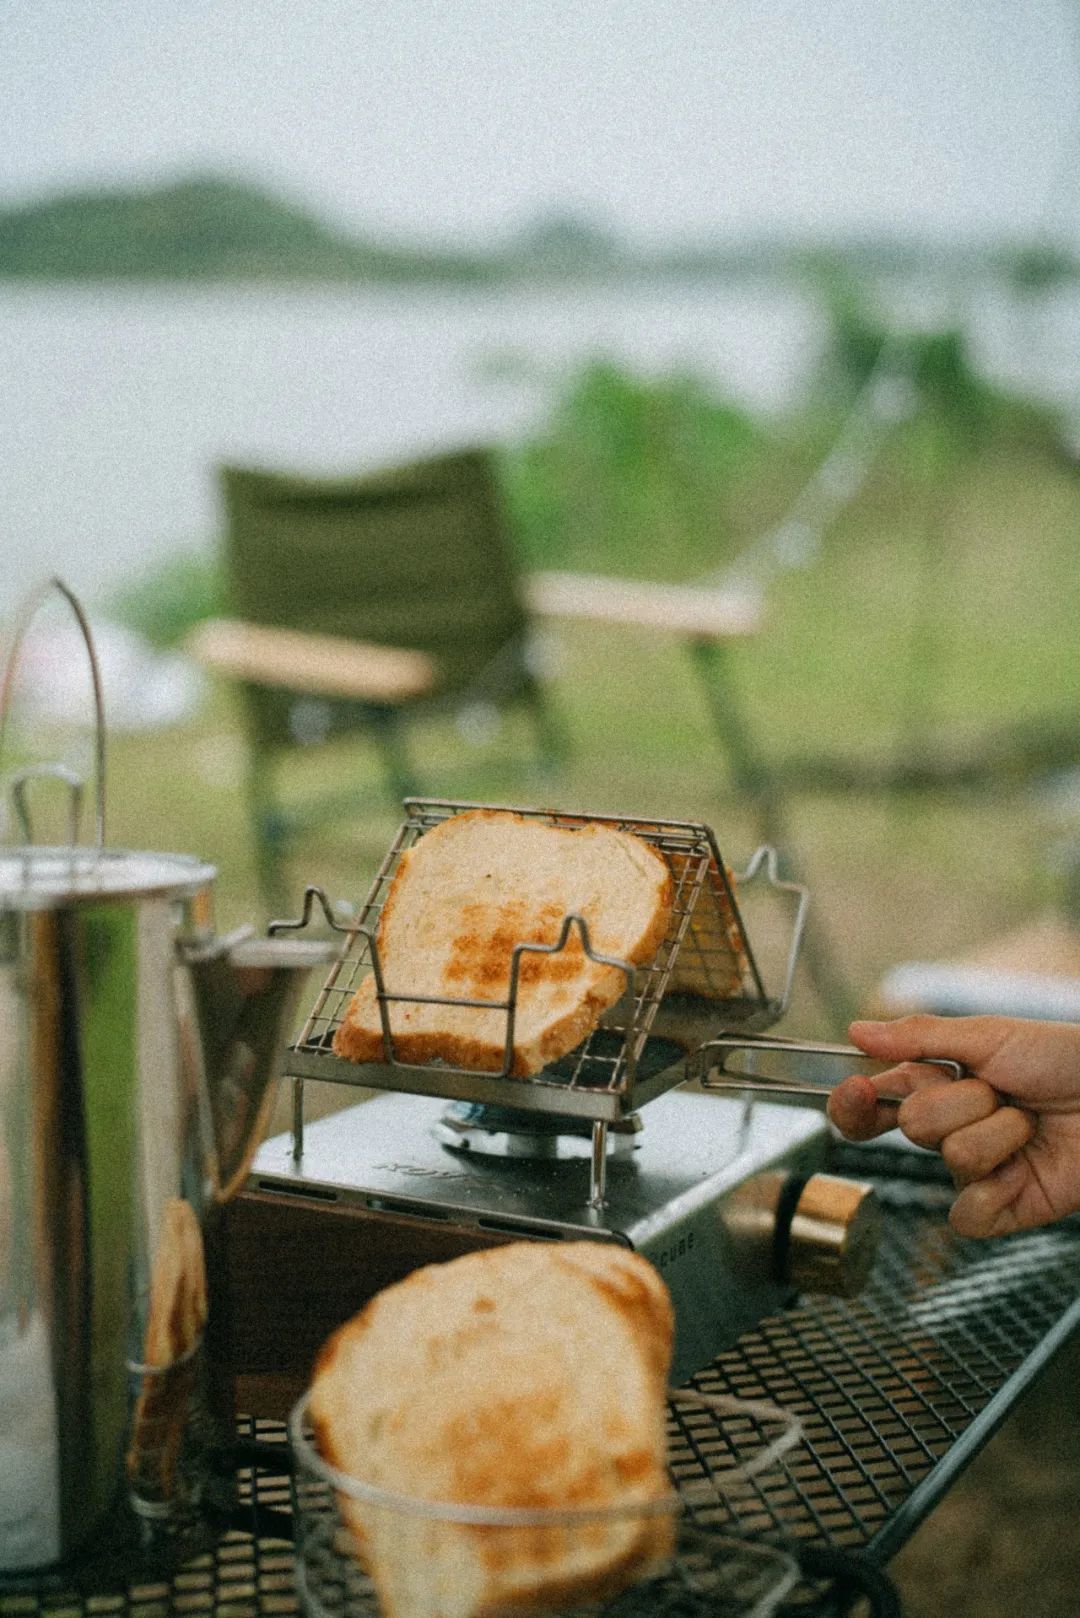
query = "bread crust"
(332, 811, 674, 1077)
(308, 1242, 675, 1618)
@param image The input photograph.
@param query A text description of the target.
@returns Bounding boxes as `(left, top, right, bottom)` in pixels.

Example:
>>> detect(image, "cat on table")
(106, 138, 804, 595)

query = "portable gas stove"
(219, 801, 918, 1417)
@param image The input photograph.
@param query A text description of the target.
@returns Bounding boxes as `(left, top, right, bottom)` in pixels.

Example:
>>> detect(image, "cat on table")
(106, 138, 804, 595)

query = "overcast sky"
(2, 0, 1079, 246)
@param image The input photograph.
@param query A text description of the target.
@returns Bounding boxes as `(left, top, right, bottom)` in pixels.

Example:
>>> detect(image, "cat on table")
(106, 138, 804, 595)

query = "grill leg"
(589, 1121, 609, 1207)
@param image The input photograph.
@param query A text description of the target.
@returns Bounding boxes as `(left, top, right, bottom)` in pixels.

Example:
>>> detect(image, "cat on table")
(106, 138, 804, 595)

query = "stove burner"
(435, 1101, 644, 1159)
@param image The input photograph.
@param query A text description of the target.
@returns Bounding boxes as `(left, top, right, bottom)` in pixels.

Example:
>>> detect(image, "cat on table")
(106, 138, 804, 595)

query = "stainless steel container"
(0, 845, 218, 1570)
(0, 580, 331, 1576)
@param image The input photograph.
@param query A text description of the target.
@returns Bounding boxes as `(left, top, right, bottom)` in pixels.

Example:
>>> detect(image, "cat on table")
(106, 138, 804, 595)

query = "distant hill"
(497, 210, 629, 272)
(1, 173, 1077, 287)
(0, 175, 492, 282)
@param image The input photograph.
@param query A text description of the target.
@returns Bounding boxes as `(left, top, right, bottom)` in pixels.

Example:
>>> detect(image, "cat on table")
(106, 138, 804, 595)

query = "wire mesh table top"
(5, 1150, 1079, 1618)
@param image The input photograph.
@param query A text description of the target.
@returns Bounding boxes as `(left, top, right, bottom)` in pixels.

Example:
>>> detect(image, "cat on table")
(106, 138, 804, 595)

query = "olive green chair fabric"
(218, 447, 562, 908)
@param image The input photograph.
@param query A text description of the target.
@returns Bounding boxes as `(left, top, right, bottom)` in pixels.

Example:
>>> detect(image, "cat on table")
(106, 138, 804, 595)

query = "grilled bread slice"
(331, 810, 674, 1076)
(308, 1242, 675, 1618)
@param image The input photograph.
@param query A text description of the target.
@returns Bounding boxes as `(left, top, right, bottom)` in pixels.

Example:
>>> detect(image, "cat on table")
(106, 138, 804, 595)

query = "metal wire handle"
(268, 884, 358, 938)
(288, 1387, 803, 1525)
(696, 1035, 965, 1105)
(10, 762, 84, 846)
(733, 846, 809, 1016)
(0, 575, 107, 847)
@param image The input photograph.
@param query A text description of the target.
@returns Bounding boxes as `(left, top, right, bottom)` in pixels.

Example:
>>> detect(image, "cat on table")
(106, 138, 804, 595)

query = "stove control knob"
(782, 1174, 880, 1298)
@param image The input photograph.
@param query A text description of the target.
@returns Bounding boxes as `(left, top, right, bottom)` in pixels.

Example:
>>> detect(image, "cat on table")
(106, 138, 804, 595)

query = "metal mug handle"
(0, 575, 107, 847)
(10, 761, 85, 846)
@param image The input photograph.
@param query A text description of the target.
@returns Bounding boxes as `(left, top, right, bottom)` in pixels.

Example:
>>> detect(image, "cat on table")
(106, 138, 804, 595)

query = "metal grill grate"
(5, 1166, 1079, 1618)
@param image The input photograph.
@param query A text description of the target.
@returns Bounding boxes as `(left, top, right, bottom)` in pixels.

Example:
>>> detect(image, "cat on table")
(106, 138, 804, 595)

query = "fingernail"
(849, 1019, 884, 1032)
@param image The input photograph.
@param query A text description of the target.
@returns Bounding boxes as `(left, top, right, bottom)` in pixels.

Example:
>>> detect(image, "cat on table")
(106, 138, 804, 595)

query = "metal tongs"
(695, 1034, 965, 1108)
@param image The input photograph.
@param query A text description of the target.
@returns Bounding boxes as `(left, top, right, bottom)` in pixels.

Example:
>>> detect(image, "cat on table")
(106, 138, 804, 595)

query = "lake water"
(2, 275, 1079, 617)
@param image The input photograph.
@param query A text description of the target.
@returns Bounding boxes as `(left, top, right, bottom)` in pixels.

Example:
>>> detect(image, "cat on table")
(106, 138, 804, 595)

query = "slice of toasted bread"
(332, 810, 674, 1076)
(308, 1242, 675, 1618)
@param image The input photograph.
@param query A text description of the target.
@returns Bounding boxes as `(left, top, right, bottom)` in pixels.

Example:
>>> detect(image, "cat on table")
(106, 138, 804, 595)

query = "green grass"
(743, 435, 1080, 755)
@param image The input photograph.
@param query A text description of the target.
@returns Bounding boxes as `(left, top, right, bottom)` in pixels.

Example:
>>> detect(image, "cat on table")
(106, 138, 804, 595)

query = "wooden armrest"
(524, 571, 763, 640)
(186, 619, 436, 704)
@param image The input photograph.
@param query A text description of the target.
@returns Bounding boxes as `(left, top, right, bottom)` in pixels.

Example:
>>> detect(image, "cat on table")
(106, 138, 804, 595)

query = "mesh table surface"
(4, 1149, 1079, 1618)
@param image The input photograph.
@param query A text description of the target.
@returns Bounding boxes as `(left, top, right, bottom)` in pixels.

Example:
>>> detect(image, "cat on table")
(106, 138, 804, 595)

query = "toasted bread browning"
(667, 862, 750, 1001)
(332, 811, 674, 1076)
(126, 1197, 208, 1501)
(308, 1242, 675, 1618)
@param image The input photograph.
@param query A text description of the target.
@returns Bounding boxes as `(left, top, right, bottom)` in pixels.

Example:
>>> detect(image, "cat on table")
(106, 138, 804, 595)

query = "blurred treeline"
(5, 172, 1079, 291)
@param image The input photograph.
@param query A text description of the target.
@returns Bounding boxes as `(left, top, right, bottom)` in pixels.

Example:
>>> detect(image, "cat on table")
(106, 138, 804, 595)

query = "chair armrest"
(186, 619, 436, 704)
(523, 571, 764, 640)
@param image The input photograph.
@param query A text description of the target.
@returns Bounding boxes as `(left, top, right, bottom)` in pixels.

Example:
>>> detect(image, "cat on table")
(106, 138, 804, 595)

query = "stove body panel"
(224, 1089, 831, 1411)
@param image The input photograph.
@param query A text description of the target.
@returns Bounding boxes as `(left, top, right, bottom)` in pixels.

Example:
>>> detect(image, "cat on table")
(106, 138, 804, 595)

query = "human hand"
(827, 1014, 1080, 1237)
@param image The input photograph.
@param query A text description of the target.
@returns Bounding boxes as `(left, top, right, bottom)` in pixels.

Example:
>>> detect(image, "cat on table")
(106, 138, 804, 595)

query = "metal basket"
(276, 801, 807, 1141)
(288, 1388, 803, 1618)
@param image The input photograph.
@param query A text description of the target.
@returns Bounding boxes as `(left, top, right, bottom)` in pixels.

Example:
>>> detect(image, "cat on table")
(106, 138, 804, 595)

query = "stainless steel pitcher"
(0, 580, 333, 1576)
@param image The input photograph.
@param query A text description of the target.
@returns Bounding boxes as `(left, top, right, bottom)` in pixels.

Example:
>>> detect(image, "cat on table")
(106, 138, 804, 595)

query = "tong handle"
(697, 1036, 965, 1106)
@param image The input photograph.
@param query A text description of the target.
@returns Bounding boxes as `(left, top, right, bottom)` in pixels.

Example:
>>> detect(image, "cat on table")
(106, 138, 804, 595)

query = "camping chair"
(189, 447, 564, 911)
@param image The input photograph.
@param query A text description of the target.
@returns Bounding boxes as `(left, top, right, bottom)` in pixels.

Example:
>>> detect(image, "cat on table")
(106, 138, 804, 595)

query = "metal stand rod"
(291, 1076, 305, 1163)
(589, 1119, 608, 1207)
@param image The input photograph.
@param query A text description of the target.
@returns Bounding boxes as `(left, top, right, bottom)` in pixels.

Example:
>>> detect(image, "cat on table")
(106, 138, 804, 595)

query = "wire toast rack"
(274, 800, 809, 1188)
(288, 1386, 804, 1618)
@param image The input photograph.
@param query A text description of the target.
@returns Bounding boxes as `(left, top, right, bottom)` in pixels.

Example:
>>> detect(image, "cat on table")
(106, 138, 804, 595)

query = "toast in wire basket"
(294, 1241, 802, 1618)
(332, 808, 675, 1077)
(300, 802, 770, 1100)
